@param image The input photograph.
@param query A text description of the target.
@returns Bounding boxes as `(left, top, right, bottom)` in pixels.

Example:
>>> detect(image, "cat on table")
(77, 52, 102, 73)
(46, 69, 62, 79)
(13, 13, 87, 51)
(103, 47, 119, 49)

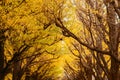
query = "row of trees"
(0, 0, 64, 80)
(0, 0, 120, 80)
(43, 0, 120, 80)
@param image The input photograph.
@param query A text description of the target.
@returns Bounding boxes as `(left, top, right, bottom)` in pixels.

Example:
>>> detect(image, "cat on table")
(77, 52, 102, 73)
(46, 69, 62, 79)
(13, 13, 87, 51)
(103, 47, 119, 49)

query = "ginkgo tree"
(0, 0, 66, 80)
(42, 0, 120, 80)
(0, 0, 119, 80)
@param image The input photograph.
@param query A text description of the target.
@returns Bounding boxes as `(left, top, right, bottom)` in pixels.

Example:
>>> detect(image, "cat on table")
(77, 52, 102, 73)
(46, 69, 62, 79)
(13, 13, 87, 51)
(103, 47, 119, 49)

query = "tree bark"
(0, 32, 5, 80)
(107, 2, 119, 80)
(13, 60, 22, 80)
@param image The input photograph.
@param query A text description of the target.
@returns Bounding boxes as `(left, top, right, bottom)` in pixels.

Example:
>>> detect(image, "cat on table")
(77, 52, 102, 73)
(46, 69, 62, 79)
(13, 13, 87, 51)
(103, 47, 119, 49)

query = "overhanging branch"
(55, 18, 110, 55)
(55, 18, 120, 63)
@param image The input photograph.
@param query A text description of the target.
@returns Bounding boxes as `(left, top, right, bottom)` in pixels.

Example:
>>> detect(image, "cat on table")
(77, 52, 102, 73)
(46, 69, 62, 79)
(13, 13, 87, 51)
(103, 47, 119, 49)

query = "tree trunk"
(0, 43, 5, 80)
(107, 3, 119, 80)
(86, 56, 92, 80)
(0, 32, 5, 80)
(13, 60, 22, 80)
(109, 26, 119, 80)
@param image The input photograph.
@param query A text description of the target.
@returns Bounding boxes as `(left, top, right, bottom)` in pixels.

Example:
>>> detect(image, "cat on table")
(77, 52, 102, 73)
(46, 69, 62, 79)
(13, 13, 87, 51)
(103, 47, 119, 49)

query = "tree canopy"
(0, 0, 120, 80)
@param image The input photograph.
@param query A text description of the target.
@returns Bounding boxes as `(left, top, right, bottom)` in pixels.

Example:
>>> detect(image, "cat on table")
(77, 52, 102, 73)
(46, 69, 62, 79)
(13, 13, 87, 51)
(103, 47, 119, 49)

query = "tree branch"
(55, 18, 110, 55)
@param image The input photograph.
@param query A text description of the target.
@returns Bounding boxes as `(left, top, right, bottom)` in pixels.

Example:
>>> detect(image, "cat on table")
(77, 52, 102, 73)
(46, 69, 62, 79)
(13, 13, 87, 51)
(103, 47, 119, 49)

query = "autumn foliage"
(0, 0, 120, 80)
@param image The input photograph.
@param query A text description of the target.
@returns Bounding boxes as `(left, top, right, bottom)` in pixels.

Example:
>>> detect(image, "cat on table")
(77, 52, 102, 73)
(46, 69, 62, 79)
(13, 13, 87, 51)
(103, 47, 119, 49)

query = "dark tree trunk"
(13, 60, 22, 80)
(109, 27, 119, 80)
(107, 3, 119, 80)
(0, 32, 5, 80)
(0, 43, 5, 80)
